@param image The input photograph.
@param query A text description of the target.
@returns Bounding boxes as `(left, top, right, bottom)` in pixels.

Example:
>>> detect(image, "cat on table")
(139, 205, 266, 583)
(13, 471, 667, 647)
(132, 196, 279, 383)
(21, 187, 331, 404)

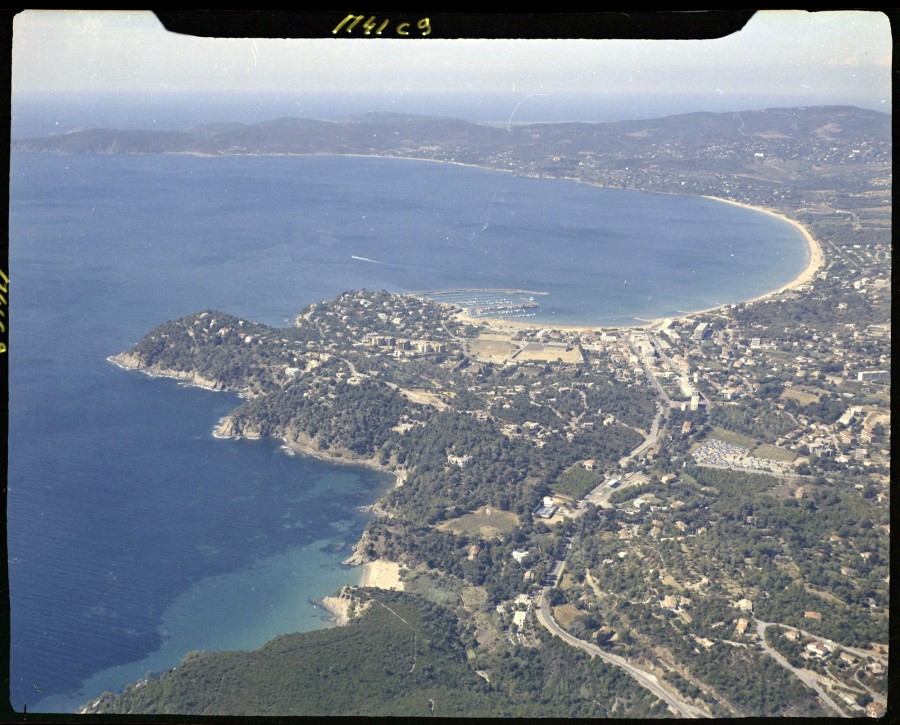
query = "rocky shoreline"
(314, 587, 374, 627)
(214, 415, 406, 493)
(109, 351, 405, 572)
(107, 352, 238, 395)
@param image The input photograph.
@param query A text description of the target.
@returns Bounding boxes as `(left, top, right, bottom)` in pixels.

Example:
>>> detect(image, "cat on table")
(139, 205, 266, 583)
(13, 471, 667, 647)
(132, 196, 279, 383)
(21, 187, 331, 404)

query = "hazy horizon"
(11, 10, 892, 137)
(11, 90, 892, 140)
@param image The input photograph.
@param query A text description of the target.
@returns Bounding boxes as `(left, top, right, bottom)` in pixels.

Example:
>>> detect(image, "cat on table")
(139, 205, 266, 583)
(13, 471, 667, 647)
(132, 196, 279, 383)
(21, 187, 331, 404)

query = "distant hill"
(12, 112, 505, 155)
(13, 106, 890, 211)
(13, 105, 889, 159)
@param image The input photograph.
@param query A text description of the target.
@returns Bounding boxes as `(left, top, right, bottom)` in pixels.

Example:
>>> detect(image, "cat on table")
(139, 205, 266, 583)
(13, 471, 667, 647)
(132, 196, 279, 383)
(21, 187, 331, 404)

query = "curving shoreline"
(160, 151, 825, 333)
(107, 352, 241, 395)
(446, 195, 823, 333)
(108, 355, 406, 493)
(701, 196, 823, 303)
(107, 184, 827, 602)
(321, 153, 826, 331)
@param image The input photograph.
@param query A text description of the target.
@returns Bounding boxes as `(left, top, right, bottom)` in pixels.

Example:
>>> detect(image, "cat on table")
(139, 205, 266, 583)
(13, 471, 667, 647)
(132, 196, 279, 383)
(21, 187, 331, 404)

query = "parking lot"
(692, 438, 794, 475)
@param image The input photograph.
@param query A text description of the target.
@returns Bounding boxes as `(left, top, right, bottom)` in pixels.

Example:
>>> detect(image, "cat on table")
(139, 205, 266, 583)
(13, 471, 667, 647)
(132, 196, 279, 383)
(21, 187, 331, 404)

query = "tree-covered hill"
(83, 589, 666, 718)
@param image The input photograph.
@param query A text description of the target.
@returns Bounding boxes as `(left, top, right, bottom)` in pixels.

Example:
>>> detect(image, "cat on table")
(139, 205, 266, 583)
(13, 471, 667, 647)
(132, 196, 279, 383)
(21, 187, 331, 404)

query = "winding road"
(536, 558, 708, 719)
(756, 621, 887, 666)
(755, 620, 849, 717)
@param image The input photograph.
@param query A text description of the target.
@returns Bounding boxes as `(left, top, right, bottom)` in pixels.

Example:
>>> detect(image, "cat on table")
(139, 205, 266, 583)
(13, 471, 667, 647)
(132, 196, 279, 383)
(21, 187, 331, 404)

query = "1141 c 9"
(332, 14, 432, 36)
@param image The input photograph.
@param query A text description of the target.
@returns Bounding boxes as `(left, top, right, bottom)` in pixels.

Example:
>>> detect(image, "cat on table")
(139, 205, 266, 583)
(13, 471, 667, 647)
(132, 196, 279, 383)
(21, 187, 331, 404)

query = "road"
(617, 403, 664, 468)
(628, 334, 672, 407)
(650, 333, 712, 410)
(579, 469, 653, 511)
(537, 566, 708, 719)
(755, 620, 849, 717)
(756, 622, 888, 666)
(854, 669, 887, 706)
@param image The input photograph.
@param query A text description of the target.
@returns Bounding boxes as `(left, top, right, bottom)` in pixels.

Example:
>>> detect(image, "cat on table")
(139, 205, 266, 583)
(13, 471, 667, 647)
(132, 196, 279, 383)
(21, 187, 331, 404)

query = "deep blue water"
(7, 152, 807, 712)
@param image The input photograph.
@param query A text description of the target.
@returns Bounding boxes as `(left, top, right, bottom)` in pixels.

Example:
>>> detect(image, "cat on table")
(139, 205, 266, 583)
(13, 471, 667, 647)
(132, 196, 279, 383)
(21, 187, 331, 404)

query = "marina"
(417, 289, 548, 319)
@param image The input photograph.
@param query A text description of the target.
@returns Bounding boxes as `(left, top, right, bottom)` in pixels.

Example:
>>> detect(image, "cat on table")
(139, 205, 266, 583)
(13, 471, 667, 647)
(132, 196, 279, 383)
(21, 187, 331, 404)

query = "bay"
(7, 151, 808, 712)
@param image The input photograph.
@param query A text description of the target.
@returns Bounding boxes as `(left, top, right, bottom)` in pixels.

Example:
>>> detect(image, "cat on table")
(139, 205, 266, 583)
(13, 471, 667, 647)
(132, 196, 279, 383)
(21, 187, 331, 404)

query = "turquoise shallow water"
(7, 151, 808, 712)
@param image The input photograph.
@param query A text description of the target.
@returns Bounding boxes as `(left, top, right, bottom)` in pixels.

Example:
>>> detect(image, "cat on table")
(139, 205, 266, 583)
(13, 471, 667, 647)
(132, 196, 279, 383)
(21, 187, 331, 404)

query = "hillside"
(15, 107, 891, 225)
(82, 589, 668, 718)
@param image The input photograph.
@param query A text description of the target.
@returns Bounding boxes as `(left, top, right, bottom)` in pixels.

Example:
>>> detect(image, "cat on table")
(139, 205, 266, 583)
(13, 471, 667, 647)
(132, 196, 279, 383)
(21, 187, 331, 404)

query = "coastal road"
(537, 585, 708, 718)
(755, 620, 848, 717)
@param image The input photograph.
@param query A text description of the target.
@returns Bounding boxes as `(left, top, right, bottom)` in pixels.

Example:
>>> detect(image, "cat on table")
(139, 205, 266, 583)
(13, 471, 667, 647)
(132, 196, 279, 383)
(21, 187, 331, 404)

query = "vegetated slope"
(83, 589, 665, 718)
(14, 106, 889, 168)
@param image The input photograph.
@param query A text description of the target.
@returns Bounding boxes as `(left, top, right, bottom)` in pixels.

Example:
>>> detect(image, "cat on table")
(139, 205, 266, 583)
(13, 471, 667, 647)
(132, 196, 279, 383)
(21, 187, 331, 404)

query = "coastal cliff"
(108, 295, 435, 522)
(317, 587, 374, 626)
(109, 288, 651, 529)
(109, 351, 230, 393)
(214, 412, 403, 482)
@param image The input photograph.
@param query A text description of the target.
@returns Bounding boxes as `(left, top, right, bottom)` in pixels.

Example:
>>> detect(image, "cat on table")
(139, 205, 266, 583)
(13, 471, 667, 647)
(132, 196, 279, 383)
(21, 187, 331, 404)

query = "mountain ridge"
(13, 105, 889, 157)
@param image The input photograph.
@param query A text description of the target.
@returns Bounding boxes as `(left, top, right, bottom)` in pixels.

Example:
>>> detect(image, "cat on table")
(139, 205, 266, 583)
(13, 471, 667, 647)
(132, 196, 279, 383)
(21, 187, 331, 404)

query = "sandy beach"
(702, 196, 824, 300)
(359, 559, 405, 591)
(445, 198, 824, 334)
(450, 308, 604, 334)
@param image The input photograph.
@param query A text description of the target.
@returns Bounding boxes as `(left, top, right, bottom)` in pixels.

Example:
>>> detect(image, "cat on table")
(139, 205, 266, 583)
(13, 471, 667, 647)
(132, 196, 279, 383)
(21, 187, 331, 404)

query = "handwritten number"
(334, 15, 431, 37)
(332, 14, 363, 34)
(0, 267, 6, 349)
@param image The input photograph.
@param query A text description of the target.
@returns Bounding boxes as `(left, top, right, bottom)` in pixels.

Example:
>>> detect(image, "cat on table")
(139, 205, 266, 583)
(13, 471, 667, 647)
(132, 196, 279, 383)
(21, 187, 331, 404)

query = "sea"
(6, 150, 808, 712)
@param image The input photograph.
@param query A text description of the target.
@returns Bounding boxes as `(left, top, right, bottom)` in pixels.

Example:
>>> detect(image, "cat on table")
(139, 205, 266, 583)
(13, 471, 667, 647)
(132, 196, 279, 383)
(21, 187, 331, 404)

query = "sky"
(8, 10, 893, 128)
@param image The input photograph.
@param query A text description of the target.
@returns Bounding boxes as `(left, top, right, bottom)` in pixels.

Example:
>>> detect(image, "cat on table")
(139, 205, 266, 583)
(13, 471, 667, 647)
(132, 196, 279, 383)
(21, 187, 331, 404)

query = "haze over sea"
(8, 144, 807, 712)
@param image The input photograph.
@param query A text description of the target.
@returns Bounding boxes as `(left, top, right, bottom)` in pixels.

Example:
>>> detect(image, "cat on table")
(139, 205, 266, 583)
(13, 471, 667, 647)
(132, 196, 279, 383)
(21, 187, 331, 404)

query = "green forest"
(88, 590, 667, 718)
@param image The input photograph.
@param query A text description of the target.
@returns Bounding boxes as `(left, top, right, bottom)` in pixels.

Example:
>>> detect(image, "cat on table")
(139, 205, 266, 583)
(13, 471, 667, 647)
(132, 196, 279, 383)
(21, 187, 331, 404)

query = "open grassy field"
(552, 464, 602, 499)
(398, 388, 449, 409)
(710, 427, 759, 449)
(401, 567, 462, 606)
(552, 603, 583, 629)
(781, 388, 821, 405)
(751, 443, 797, 462)
(516, 343, 584, 364)
(436, 506, 519, 539)
(459, 585, 488, 609)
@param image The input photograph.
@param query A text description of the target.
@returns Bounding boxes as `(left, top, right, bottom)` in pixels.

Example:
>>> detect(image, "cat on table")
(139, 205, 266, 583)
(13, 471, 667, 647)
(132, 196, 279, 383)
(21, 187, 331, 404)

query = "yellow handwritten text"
(0, 267, 7, 348)
(333, 14, 431, 37)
